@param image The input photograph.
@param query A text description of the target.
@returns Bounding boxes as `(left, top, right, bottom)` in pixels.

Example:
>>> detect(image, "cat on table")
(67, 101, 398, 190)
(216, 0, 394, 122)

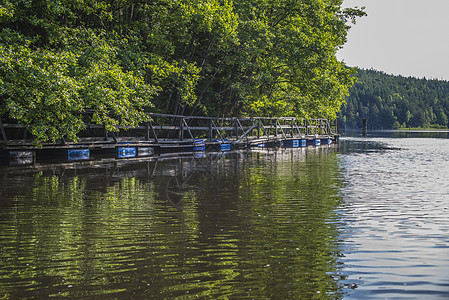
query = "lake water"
(1, 132, 449, 299)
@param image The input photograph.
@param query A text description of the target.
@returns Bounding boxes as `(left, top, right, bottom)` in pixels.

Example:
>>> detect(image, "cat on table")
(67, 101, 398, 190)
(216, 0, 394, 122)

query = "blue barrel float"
(213, 139, 232, 151)
(182, 139, 205, 152)
(314, 138, 321, 146)
(68, 148, 90, 161)
(253, 140, 279, 148)
(321, 138, 332, 145)
(193, 139, 206, 151)
(117, 146, 136, 158)
(283, 139, 300, 148)
(318, 138, 332, 145)
(284, 139, 307, 148)
(194, 152, 206, 158)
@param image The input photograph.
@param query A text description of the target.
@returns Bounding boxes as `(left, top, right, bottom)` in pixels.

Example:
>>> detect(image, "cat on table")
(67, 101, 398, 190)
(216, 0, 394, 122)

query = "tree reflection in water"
(0, 147, 347, 299)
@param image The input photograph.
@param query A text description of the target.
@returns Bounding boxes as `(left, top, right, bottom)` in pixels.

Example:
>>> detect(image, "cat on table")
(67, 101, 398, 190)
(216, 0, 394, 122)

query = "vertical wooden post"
(0, 118, 8, 146)
(179, 118, 184, 141)
(146, 122, 150, 141)
(257, 120, 260, 138)
(275, 120, 278, 137)
(111, 131, 118, 143)
(104, 125, 108, 141)
(291, 119, 294, 137)
(235, 119, 239, 139)
(209, 120, 213, 141)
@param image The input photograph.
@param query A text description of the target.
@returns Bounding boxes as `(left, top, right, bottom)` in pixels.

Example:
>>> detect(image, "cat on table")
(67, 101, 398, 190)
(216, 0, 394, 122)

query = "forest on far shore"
(340, 68, 449, 130)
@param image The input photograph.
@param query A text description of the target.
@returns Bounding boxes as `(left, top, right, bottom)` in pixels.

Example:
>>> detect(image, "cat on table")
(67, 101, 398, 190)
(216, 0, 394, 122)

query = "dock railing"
(0, 113, 339, 148)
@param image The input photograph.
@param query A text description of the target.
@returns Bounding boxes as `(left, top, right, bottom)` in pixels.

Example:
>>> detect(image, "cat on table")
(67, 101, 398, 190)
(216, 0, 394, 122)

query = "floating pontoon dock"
(0, 114, 339, 165)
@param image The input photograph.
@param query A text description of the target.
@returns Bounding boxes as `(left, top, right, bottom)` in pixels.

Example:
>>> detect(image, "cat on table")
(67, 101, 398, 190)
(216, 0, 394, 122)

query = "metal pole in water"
(362, 118, 368, 137)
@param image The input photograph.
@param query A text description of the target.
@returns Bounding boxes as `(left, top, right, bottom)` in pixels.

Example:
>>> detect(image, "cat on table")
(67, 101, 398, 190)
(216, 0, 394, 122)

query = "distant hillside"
(340, 69, 449, 129)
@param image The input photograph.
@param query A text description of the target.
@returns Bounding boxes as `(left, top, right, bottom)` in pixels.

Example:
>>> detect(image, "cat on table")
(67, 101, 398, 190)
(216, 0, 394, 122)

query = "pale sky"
(337, 0, 449, 81)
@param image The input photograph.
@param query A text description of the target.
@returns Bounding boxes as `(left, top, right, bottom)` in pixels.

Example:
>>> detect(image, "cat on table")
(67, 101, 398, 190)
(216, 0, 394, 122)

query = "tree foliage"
(0, 0, 364, 142)
(341, 69, 449, 130)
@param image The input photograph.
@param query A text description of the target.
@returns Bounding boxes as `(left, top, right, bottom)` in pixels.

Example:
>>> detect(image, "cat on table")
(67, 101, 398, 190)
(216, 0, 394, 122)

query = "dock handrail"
(0, 113, 339, 147)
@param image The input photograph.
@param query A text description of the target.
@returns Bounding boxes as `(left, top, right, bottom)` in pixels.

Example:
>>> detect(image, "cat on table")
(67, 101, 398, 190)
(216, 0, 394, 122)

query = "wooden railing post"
(104, 125, 108, 141)
(290, 119, 293, 137)
(179, 118, 184, 140)
(146, 122, 150, 141)
(235, 119, 239, 139)
(257, 120, 260, 138)
(274, 119, 278, 137)
(209, 120, 213, 141)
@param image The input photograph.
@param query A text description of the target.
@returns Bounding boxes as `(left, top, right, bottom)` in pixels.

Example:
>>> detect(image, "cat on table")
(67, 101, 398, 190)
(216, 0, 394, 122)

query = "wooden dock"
(0, 114, 339, 165)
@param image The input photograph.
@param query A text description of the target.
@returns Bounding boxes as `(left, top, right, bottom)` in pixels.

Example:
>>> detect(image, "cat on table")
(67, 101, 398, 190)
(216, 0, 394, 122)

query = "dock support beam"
(145, 121, 159, 143)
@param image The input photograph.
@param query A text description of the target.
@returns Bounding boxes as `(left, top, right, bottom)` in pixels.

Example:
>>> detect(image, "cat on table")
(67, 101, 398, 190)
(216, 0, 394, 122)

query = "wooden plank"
(1, 123, 27, 128)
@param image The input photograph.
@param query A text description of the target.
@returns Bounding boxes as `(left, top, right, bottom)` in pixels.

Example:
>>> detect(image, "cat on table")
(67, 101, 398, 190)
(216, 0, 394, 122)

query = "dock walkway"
(0, 114, 339, 165)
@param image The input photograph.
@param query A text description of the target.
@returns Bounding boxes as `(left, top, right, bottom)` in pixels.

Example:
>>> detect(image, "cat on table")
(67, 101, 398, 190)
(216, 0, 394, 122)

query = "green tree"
(0, 0, 365, 143)
(0, 28, 156, 143)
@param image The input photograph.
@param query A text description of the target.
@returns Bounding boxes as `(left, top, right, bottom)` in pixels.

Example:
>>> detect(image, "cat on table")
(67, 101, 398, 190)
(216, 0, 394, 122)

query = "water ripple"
(338, 136, 449, 299)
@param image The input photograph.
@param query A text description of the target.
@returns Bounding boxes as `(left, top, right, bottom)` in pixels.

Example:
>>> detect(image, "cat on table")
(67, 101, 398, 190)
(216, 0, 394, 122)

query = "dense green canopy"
(0, 0, 364, 142)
